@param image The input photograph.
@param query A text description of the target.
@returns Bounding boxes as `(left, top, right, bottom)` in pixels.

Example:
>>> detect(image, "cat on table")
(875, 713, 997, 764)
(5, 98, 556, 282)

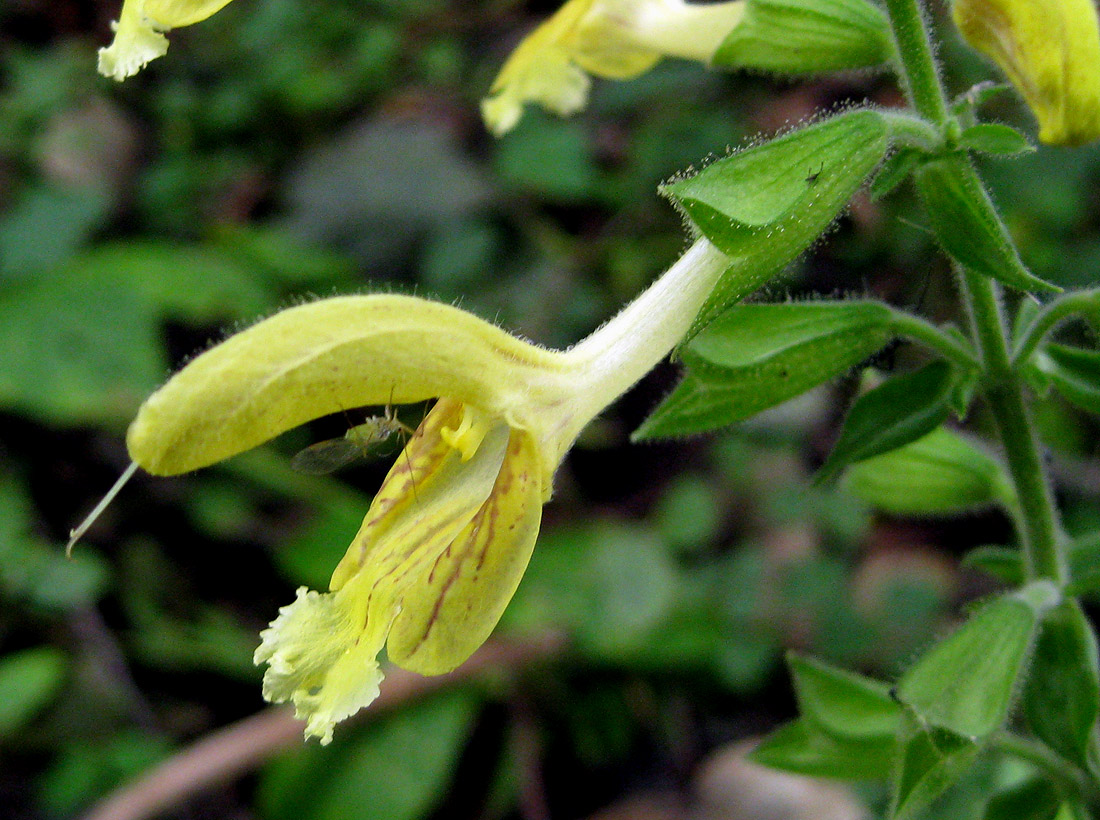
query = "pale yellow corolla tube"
(953, 0, 1100, 146)
(125, 238, 730, 744)
(98, 0, 235, 81)
(481, 0, 747, 136)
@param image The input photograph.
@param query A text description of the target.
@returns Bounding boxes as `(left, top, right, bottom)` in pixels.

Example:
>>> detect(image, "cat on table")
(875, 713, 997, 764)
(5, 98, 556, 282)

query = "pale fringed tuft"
(97, 15, 169, 80)
(254, 586, 386, 745)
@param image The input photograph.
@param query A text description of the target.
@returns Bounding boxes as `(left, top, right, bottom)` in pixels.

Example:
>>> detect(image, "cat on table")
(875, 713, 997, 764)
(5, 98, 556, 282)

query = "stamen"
(66, 461, 139, 556)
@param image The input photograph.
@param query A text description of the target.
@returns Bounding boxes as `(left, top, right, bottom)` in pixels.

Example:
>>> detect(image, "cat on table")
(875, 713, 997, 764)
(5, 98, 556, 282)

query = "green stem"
(881, 0, 949, 125)
(883, 0, 1067, 585)
(1013, 288, 1100, 365)
(959, 268, 1066, 583)
(994, 732, 1099, 804)
(888, 310, 980, 371)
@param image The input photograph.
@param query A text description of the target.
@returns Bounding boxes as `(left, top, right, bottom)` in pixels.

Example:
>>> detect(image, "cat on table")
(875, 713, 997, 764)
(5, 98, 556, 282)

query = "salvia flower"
(481, 0, 747, 136)
(124, 239, 730, 743)
(98, 0, 235, 81)
(952, 0, 1100, 146)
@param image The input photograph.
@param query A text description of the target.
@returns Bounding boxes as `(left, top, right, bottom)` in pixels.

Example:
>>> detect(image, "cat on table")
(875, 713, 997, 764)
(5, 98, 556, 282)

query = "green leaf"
(914, 155, 1058, 294)
(714, 0, 893, 73)
(0, 476, 110, 610)
(749, 717, 896, 780)
(787, 653, 900, 741)
(891, 721, 979, 820)
(0, 182, 112, 285)
(0, 646, 68, 737)
(983, 778, 1061, 820)
(0, 272, 165, 426)
(896, 583, 1057, 739)
(1034, 344, 1100, 414)
(664, 110, 890, 330)
(62, 241, 274, 322)
(962, 546, 1024, 585)
(957, 124, 1035, 156)
(634, 301, 894, 439)
(495, 116, 596, 202)
(871, 148, 921, 201)
(951, 82, 1015, 117)
(1012, 296, 1044, 346)
(842, 426, 1013, 515)
(817, 361, 955, 483)
(259, 691, 477, 820)
(1022, 601, 1099, 767)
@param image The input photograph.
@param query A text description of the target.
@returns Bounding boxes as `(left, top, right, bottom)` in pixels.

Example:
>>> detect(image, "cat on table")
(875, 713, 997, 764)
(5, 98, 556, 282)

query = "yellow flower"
(482, 0, 746, 136)
(125, 239, 730, 743)
(953, 0, 1100, 146)
(98, 0, 235, 81)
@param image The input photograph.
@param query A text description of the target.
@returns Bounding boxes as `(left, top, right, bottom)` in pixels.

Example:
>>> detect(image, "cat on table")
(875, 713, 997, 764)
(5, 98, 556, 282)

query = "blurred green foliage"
(2, 1, 1100, 819)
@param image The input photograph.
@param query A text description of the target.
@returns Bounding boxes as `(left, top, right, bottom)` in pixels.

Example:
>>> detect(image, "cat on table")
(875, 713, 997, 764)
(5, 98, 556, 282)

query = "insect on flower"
(290, 407, 414, 475)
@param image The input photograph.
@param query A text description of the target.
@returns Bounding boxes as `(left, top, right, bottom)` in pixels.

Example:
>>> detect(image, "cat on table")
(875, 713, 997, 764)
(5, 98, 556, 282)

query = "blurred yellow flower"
(482, 0, 746, 136)
(98, 0, 235, 81)
(953, 0, 1100, 145)
(125, 239, 730, 743)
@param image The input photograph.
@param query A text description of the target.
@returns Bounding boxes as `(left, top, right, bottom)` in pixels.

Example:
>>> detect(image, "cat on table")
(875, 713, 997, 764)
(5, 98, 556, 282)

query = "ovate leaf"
(664, 110, 890, 330)
(962, 546, 1024, 585)
(817, 361, 955, 482)
(713, 0, 893, 74)
(891, 721, 979, 820)
(896, 583, 1057, 739)
(749, 717, 896, 780)
(787, 653, 900, 740)
(1022, 601, 1099, 767)
(842, 426, 1013, 515)
(1034, 344, 1100, 414)
(914, 155, 1058, 294)
(957, 123, 1035, 156)
(634, 301, 894, 439)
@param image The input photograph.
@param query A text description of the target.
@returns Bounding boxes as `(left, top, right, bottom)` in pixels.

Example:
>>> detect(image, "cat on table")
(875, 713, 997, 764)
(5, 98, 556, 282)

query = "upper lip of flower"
(126, 293, 581, 492)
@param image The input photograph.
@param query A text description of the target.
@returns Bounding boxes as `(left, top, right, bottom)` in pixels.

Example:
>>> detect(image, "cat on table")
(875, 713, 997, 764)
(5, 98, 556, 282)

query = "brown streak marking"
(373, 506, 478, 585)
(408, 438, 531, 652)
(408, 497, 495, 655)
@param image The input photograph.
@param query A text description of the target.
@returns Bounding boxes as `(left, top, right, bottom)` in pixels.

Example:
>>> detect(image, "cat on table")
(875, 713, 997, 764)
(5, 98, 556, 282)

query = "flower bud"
(953, 0, 1100, 145)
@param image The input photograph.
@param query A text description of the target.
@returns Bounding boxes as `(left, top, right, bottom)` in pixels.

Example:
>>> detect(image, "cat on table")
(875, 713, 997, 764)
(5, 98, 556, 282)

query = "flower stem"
(887, 310, 980, 371)
(882, 0, 949, 126)
(1012, 288, 1100, 365)
(959, 268, 1067, 583)
(883, 0, 1067, 584)
(993, 732, 1099, 804)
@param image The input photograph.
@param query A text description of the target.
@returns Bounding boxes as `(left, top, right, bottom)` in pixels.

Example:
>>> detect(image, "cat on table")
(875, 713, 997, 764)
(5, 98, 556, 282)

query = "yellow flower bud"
(98, 0, 236, 81)
(953, 0, 1100, 146)
(482, 0, 746, 136)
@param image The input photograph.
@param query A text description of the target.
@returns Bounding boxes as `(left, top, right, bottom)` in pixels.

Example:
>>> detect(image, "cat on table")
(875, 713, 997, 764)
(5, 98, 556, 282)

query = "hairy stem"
(881, 0, 949, 125)
(1012, 288, 1100, 365)
(959, 270, 1066, 582)
(887, 310, 980, 371)
(882, 0, 1067, 585)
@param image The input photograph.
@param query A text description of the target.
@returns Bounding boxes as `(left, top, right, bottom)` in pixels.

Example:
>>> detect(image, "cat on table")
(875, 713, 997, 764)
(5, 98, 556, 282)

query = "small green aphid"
(291, 410, 412, 475)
